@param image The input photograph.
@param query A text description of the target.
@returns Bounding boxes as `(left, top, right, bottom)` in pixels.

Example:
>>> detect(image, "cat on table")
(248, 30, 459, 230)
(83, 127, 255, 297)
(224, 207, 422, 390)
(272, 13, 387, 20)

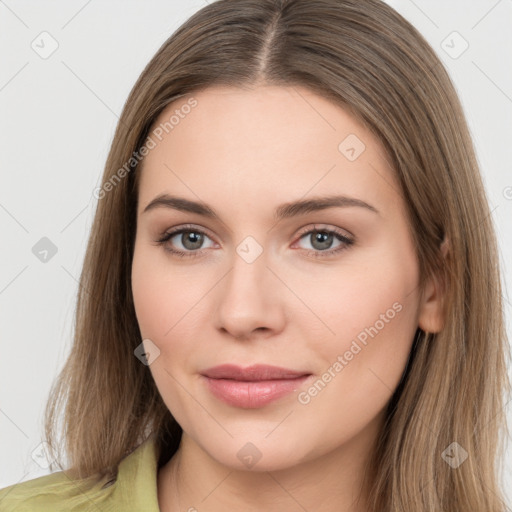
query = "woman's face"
(131, 85, 441, 471)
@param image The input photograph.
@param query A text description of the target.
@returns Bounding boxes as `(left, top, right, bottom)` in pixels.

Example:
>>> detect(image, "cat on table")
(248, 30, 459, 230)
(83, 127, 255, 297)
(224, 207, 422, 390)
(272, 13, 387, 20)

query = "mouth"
(200, 364, 313, 409)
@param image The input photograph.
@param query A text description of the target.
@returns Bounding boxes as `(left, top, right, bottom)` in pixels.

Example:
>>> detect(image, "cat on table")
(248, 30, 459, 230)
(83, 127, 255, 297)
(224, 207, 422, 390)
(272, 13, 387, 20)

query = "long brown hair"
(44, 0, 510, 509)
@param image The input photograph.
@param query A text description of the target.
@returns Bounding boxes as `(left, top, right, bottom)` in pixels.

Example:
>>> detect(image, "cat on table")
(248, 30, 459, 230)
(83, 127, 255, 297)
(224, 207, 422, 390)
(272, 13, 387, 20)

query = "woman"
(1, 0, 509, 510)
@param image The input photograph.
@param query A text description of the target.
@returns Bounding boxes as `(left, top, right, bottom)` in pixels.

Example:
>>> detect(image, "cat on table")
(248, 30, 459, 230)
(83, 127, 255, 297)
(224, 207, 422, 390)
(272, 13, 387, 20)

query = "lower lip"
(202, 375, 312, 408)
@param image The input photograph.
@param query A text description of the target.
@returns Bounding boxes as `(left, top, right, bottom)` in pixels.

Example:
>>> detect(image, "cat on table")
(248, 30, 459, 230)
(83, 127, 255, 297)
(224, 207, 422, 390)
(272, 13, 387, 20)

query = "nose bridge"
(214, 233, 283, 338)
(226, 234, 270, 302)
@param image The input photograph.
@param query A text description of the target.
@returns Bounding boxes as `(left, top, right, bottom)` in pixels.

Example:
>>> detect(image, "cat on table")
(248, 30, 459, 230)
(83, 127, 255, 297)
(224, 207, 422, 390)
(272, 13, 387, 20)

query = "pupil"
(183, 232, 203, 250)
(312, 231, 333, 250)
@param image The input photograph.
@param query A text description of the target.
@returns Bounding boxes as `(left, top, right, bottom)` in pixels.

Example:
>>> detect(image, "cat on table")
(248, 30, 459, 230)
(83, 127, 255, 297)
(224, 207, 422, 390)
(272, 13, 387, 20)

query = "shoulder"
(0, 469, 109, 511)
(0, 436, 161, 512)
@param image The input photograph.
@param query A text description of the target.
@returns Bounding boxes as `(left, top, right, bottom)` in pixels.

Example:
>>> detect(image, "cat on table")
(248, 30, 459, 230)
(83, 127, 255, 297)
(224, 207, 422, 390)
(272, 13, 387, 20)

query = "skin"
(131, 84, 445, 511)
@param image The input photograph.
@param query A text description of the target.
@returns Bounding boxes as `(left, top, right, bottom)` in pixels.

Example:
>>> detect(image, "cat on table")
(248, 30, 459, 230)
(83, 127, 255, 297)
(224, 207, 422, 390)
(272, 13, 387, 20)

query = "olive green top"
(0, 437, 161, 511)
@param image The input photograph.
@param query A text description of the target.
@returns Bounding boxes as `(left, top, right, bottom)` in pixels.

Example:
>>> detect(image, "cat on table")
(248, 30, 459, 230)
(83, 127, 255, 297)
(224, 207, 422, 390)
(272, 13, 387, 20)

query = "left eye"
(292, 226, 354, 258)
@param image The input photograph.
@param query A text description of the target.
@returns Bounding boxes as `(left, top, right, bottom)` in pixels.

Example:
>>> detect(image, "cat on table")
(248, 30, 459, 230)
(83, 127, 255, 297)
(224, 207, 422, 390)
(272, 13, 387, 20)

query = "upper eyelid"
(164, 224, 216, 241)
(296, 223, 353, 239)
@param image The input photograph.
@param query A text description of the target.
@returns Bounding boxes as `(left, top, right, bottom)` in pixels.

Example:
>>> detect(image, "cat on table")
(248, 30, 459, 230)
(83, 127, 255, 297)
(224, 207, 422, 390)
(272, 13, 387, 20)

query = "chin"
(191, 431, 316, 473)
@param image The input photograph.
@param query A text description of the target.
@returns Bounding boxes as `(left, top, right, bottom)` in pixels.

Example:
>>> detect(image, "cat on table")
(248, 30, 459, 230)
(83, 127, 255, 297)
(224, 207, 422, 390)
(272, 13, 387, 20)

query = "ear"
(417, 237, 449, 333)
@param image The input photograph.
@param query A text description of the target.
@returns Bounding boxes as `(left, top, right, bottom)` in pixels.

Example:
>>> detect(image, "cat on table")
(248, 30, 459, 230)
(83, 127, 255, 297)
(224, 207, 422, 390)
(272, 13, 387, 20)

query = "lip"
(201, 364, 313, 408)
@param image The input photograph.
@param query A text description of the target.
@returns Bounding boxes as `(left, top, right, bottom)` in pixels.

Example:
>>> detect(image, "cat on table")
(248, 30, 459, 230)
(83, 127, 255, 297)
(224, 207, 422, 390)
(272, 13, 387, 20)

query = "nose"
(213, 244, 286, 341)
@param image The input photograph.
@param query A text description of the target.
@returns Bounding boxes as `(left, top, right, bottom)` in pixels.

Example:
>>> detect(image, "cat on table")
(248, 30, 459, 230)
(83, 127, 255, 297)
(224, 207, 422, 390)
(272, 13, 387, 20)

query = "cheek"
(131, 259, 168, 340)
(292, 253, 418, 356)
(131, 246, 202, 426)
(131, 243, 203, 341)
(294, 242, 420, 429)
(131, 244, 214, 410)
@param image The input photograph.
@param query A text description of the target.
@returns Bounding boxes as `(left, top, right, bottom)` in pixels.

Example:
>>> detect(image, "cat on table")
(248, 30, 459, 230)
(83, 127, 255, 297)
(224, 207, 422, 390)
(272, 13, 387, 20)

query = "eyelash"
(155, 224, 354, 259)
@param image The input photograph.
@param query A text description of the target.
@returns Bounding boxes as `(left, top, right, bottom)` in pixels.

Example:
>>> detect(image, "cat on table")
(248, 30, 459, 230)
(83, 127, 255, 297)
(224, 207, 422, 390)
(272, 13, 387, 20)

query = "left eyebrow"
(142, 193, 380, 220)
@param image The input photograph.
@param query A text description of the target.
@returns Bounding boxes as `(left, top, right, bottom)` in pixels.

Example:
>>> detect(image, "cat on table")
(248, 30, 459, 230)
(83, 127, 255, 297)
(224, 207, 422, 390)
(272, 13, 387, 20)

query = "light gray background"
(1, 0, 511, 505)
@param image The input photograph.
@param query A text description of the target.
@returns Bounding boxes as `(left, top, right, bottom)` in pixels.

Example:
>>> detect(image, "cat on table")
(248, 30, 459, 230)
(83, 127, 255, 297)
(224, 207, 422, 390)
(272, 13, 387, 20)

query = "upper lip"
(201, 364, 311, 381)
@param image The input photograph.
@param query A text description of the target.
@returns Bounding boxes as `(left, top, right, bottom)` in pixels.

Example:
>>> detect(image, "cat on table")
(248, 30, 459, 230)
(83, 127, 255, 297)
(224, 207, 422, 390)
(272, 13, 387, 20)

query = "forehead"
(137, 85, 399, 218)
